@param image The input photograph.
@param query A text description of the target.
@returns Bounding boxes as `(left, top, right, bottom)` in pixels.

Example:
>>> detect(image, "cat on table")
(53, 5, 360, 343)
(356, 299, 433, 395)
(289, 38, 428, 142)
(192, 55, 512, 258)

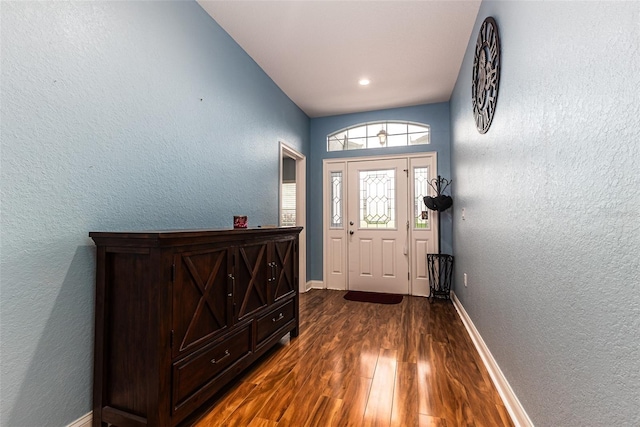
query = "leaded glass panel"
(359, 169, 396, 229)
(330, 171, 343, 228)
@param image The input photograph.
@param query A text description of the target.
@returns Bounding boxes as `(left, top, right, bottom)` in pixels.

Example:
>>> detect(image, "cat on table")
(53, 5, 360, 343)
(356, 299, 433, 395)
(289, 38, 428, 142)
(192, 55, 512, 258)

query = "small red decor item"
(233, 215, 248, 229)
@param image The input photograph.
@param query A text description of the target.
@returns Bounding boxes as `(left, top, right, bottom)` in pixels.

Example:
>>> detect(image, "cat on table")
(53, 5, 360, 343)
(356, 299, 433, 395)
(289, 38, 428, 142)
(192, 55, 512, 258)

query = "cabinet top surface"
(89, 226, 302, 244)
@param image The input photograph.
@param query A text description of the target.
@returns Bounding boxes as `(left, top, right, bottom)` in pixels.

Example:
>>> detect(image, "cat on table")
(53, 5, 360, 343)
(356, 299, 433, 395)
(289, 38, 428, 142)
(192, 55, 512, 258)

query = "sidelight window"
(330, 171, 343, 228)
(413, 167, 430, 229)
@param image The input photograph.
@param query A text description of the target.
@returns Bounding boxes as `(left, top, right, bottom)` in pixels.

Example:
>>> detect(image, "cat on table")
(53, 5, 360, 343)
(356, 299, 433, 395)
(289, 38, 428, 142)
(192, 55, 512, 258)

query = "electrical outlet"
(463, 273, 468, 287)
(462, 208, 466, 220)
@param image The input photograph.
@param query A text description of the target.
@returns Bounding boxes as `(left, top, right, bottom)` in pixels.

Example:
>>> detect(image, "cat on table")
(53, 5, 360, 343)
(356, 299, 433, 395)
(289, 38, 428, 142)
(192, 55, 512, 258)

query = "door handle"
(211, 349, 231, 364)
(267, 262, 276, 282)
(228, 274, 235, 296)
(349, 230, 354, 235)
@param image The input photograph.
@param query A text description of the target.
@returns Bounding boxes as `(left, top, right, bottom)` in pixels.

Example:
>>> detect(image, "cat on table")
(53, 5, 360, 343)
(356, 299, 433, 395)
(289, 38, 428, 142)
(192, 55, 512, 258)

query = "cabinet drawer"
(256, 299, 295, 344)
(172, 325, 251, 410)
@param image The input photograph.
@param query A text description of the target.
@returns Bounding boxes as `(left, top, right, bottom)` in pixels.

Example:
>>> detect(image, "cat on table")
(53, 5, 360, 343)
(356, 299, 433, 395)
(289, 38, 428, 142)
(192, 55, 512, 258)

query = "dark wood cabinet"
(90, 227, 302, 427)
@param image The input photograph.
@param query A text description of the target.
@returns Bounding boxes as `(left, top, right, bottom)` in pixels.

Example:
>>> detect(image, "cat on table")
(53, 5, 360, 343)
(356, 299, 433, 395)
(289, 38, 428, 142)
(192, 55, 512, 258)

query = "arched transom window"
(327, 121, 430, 152)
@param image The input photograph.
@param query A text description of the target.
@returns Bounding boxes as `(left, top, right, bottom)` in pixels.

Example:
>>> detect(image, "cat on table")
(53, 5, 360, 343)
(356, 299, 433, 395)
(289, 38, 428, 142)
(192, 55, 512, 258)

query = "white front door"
(347, 158, 409, 294)
(323, 153, 438, 295)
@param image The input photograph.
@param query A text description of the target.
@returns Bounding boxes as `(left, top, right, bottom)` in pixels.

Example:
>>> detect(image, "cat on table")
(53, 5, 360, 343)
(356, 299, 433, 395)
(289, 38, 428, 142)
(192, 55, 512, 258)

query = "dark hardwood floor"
(195, 289, 513, 427)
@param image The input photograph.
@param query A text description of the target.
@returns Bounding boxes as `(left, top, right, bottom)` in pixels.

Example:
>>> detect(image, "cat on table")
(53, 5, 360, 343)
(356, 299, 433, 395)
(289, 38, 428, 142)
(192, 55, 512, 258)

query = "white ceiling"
(197, 1, 481, 118)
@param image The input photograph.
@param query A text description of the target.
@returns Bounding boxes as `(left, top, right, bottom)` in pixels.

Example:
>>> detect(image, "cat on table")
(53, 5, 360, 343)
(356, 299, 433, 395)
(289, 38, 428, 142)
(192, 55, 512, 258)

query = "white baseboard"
(305, 280, 324, 291)
(451, 292, 534, 427)
(67, 412, 92, 427)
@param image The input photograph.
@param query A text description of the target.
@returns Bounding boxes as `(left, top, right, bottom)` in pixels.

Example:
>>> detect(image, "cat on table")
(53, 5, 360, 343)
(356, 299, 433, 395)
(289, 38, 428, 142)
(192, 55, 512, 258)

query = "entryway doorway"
(323, 153, 438, 296)
(280, 143, 306, 291)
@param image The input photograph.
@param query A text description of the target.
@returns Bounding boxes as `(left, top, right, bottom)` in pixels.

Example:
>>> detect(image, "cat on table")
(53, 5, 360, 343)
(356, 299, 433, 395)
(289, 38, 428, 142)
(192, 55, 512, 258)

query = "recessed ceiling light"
(359, 78, 370, 86)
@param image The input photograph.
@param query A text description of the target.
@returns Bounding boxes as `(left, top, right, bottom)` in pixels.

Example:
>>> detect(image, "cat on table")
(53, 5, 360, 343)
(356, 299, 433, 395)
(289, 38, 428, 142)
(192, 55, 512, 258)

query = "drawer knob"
(211, 349, 230, 364)
(272, 313, 284, 323)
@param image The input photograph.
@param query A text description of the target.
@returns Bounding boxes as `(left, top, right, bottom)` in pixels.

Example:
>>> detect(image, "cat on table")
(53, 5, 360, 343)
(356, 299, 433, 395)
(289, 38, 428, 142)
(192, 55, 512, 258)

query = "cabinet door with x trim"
(234, 241, 270, 322)
(269, 237, 297, 303)
(172, 247, 233, 359)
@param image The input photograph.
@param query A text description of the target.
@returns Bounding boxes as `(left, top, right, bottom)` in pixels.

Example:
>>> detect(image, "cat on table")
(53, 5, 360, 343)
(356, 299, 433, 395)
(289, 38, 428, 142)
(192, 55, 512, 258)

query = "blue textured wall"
(450, 1, 639, 426)
(0, 1, 308, 425)
(308, 103, 451, 282)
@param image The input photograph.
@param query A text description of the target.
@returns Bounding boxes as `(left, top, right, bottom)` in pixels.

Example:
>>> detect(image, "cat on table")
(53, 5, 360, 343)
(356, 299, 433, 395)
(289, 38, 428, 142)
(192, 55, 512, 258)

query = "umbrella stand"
(424, 176, 454, 301)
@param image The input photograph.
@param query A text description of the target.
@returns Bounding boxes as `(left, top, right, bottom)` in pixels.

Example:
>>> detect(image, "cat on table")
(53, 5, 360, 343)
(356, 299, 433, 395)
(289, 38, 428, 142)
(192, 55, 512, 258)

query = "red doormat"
(343, 291, 403, 305)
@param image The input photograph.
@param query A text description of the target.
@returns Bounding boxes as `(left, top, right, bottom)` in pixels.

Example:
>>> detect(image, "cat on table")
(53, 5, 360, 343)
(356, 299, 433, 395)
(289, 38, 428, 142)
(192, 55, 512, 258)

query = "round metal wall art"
(472, 17, 501, 134)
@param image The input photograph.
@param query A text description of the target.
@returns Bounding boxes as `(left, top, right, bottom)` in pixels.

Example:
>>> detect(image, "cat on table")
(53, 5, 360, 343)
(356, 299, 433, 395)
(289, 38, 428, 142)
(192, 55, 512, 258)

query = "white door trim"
(280, 142, 307, 292)
(323, 152, 438, 295)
